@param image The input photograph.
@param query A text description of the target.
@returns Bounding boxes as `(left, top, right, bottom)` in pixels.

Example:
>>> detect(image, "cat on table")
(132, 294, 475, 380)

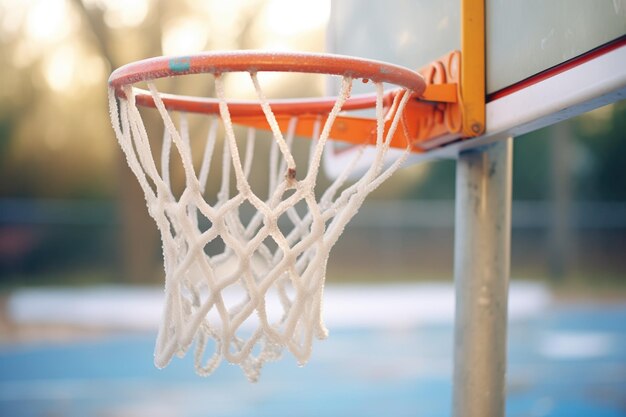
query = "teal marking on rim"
(169, 57, 191, 72)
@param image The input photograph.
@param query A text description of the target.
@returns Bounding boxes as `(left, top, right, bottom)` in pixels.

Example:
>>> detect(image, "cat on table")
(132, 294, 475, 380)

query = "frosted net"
(108, 74, 412, 381)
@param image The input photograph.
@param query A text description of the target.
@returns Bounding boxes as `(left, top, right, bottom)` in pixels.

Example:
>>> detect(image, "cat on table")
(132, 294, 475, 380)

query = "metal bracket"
(357, 50, 483, 152)
(403, 50, 464, 151)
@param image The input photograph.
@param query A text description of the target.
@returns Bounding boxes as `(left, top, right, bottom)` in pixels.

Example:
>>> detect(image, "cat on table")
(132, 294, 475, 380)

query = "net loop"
(108, 68, 413, 382)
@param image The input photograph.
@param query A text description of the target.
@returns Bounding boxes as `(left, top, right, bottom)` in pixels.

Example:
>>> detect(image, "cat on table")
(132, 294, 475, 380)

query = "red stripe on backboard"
(487, 35, 626, 103)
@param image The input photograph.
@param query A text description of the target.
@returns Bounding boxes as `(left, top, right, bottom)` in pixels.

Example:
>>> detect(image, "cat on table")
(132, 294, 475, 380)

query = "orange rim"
(109, 51, 425, 116)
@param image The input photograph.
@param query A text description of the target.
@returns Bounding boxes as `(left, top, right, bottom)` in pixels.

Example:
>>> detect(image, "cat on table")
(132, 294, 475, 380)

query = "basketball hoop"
(108, 51, 425, 381)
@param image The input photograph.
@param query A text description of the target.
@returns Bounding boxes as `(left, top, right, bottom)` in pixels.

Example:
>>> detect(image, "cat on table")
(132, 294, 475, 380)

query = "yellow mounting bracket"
(399, 50, 484, 151)
(387, 0, 486, 151)
(339, 48, 483, 152)
(399, 51, 466, 151)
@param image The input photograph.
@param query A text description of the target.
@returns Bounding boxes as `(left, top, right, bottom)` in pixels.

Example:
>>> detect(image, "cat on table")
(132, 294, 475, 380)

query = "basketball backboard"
(326, 4, 625, 416)
(325, 0, 626, 171)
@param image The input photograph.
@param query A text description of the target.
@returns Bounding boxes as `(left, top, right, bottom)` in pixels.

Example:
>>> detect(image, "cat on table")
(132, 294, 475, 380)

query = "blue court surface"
(1, 283, 625, 417)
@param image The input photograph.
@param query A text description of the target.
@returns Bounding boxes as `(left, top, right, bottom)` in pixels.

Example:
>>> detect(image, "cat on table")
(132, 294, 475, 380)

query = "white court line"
(8, 281, 551, 330)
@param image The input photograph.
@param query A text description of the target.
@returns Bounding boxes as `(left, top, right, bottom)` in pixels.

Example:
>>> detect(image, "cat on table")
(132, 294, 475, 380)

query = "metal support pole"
(452, 138, 512, 417)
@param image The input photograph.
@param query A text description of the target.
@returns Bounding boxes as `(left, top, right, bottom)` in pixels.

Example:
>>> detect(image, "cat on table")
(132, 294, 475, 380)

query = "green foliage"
(512, 129, 552, 200)
(0, 117, 13, 158)
(408, 159, 456, 199)
(573, 101, 626, 200)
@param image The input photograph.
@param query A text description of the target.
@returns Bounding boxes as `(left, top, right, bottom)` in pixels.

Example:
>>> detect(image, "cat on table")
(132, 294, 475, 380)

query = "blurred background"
(0, 0, 625, 416)
(1, 0, 624, 291)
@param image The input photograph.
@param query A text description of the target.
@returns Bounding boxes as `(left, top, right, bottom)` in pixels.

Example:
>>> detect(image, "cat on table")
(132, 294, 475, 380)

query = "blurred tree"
(548, 122, 572, 281)
(0, 0, 271, 283)
(71, 0, 165, 284)
(0, 0, 113, 198)
(574, 101, 626, 200)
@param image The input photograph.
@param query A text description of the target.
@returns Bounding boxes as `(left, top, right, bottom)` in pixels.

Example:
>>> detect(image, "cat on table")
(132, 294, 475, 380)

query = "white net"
(108, 73, 412, 381)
